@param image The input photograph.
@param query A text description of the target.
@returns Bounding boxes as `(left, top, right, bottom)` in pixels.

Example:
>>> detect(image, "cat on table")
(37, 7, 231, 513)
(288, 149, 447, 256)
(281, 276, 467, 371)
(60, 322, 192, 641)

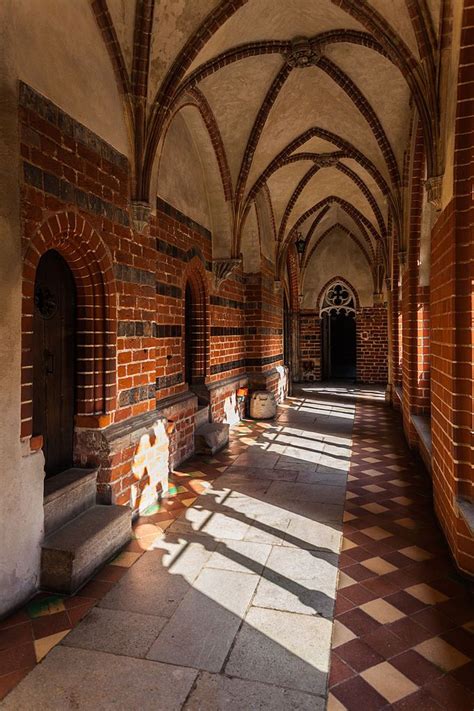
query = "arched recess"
(153, 101, 233, 259)
(21, 212, 117, 441)
(318, 277, 359, 381)
(181, 256, 210, 386)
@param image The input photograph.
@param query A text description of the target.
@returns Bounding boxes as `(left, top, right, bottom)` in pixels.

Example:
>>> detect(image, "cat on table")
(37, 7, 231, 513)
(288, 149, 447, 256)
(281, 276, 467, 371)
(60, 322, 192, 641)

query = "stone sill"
(411, 414, 432, 474)
(457, 497, 474, 536)
(394, 385, 403, 406)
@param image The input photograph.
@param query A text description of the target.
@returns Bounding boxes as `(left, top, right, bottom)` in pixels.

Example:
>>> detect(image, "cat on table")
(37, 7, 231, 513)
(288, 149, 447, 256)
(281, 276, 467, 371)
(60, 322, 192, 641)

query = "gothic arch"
(21, 212, 117, 438)
(181, 256, 210, 384)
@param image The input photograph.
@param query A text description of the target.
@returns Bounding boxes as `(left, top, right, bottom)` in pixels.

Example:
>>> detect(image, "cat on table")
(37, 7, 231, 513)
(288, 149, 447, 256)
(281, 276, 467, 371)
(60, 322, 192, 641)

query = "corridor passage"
(1, 387, 472, 710)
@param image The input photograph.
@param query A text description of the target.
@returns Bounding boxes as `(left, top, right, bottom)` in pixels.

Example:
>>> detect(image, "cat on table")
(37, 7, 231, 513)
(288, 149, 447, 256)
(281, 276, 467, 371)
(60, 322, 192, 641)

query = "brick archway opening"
(183, 260, 209, 386)
(22, 212, 117, 444)
(319, 279, 358, 381)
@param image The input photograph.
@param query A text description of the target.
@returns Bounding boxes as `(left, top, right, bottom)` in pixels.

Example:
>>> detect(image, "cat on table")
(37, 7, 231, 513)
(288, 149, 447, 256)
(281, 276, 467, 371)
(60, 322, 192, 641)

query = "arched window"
(320, 281, 356, 318)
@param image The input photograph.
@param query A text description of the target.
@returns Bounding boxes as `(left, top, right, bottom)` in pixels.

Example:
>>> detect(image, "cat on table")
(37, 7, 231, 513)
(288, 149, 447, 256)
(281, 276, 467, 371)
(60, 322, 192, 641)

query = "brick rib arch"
(21, 212, 117, 439)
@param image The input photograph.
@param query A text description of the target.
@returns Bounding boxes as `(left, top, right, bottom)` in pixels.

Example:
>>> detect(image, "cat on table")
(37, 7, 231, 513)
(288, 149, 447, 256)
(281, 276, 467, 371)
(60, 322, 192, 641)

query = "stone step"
(41, 505, 132, 594)
(195, 405, 210, 429)
(43, 468, 98, 536)
(195, 422, 229, 456)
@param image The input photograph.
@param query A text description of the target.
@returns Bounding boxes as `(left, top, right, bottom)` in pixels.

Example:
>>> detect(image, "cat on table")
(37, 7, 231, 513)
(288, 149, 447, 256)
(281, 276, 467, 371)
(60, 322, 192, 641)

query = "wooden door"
(33, 250, 76, 478)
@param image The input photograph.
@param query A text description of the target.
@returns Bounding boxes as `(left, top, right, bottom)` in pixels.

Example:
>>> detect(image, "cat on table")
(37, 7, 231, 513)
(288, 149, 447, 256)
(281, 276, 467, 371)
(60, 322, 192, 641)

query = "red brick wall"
(19, 83, 158, 439)
(298, 306, 388, 384)
(299, 311, 321, 381)
(356, 306, 389, 384)
(18, 83, 290, 513)
(429, 0, 473, 576)
(151, 200, 215, 402)
(244, 258, 286, 398)
(209, 377, 248, 425)
(18, 84, 251, 512)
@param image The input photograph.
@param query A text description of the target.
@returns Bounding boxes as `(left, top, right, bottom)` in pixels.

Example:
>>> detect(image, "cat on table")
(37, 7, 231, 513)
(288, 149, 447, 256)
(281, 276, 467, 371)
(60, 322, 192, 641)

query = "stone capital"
(212, 258, 241, 290)
(131, 201, 151, 233)
(424, 175, 443, 211)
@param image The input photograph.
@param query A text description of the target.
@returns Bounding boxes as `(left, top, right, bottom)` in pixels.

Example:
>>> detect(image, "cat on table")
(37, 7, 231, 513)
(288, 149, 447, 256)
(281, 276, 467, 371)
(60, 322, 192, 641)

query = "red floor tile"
(337, 608, 381, 637)
(31, 611, 71, 640)
(0, 622, 33, 652)
(389, 649, 444, 685)
(361, 625, 410, 659)
(391, 689, 444, 710)
(0, 667, 35, 702)
(336, 638, 385, 673)
(0, 642, 36, 677)
(425, 674, 474, 711)
(329, 653, 356, 685)
(331, 674, 387, 711)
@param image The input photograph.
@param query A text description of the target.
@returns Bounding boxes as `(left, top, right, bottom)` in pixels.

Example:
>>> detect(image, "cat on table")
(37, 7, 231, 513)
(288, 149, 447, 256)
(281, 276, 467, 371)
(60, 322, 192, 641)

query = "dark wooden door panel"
(33, 250, 76, 478)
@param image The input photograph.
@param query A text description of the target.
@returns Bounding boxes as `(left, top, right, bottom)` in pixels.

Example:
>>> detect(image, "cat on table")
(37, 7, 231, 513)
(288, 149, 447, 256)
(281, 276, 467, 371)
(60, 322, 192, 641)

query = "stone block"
(195, 422, 229, 455)
(43, 468, 97, 535)
(41, 505, 131, 594)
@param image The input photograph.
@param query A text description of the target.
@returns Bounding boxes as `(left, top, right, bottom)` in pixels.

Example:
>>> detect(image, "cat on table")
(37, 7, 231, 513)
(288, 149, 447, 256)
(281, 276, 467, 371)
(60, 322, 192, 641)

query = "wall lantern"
(295, 231, 306, 255)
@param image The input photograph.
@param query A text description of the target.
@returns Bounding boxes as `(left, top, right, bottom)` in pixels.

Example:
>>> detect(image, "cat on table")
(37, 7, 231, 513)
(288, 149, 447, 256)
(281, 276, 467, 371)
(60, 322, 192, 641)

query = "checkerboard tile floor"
(329, 397, 474, 711)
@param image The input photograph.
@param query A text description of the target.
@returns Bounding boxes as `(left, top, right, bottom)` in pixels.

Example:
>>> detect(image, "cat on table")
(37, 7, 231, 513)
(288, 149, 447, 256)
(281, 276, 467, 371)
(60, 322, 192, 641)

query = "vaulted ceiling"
(93, 0, 443, 284)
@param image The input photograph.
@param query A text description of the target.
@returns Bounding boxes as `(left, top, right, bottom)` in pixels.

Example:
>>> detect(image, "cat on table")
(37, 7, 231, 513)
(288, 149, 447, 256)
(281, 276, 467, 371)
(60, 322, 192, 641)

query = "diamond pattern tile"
(329, 395, 474, 711)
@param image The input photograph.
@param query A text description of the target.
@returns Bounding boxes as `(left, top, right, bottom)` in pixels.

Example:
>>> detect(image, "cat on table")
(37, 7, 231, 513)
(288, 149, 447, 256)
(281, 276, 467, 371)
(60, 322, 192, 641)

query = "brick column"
(298, 310, 321, 381)
(401, 125, 424, 444)
(244, 262, 286, 399)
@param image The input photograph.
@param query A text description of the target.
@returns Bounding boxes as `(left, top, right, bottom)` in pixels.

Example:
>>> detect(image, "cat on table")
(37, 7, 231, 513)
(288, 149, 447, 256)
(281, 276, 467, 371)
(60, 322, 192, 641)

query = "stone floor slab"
(147, 568, 258, 672)
(283, 517, 343, 552)
(225, 466, 298, 481)
(99, 536, 214, 617)
(253, 572, 337, 617)
(225, 606, 332, 695)
(61, 607, 166, 658)
(1, 646, 197, 711)
(205, 539, 272, 575)
(184, 671, 324, 710)
(232, 452, 281, 468)
(265, 480, 346, 505)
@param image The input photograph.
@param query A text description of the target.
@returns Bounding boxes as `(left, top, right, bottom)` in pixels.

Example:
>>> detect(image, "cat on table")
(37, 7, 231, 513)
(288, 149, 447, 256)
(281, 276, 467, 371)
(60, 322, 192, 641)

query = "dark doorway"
(322, 312, 356, 380)
(184, 283, 194, 384)
(33, 250, 76, 478)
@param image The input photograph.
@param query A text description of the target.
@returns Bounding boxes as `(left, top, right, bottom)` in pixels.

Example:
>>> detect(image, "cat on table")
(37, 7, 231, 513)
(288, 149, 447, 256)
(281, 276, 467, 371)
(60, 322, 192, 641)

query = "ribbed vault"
(94, 0, 442, 301)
